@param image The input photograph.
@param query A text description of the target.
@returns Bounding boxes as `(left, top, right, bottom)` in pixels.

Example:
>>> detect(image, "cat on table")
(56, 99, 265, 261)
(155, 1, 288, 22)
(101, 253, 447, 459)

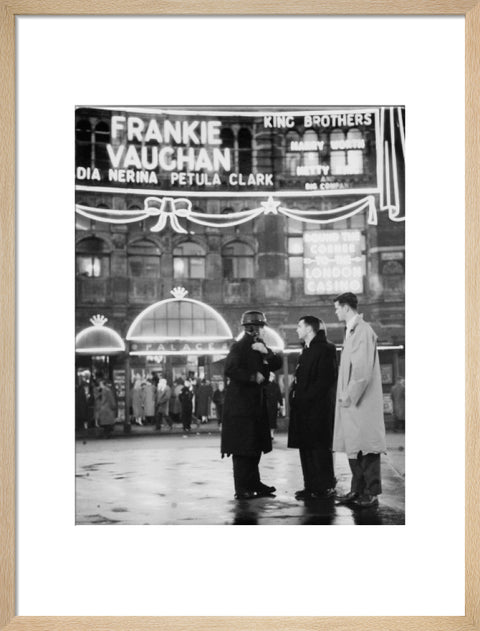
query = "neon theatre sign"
(75, 106, 405, 233)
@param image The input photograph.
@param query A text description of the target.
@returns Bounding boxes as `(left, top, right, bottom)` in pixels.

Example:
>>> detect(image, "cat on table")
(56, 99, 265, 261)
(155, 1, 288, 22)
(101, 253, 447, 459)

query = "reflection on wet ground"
(76, 433, 405, 526)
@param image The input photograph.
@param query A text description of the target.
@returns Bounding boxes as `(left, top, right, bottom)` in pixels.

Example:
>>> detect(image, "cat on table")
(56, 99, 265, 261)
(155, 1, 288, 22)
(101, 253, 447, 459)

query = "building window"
(238, 128, 252, 174)
(94, 121, 110, 169)
(76, 236, 110, 278)
(288, 236, 304, 278)
(346, 128, 364, 174)
(381, 253, 405, 297)
(128, 239, 161, 278)
(75, 119, 91, 167)
(222, 241, 255, 280)
(285, 130, 301, 176)
(173, 241, 206, 279)
(330, 129, 347, 175)
(302, 130, 320, 168)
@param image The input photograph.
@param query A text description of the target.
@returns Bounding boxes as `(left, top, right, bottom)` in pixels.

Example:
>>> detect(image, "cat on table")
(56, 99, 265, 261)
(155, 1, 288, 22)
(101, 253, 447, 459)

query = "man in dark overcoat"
(221, 310, 282, 500)
(288, 316, 338, 499)
(75, 370, 94, 431)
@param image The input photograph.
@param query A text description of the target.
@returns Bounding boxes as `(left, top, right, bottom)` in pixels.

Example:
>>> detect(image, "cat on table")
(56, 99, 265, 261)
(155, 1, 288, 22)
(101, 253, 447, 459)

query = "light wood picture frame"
(1, 2, 477, 630)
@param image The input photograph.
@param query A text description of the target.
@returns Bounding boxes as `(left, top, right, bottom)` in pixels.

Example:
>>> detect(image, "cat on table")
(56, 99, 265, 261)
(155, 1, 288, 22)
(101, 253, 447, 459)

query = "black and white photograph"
(75, 105, 405, 526)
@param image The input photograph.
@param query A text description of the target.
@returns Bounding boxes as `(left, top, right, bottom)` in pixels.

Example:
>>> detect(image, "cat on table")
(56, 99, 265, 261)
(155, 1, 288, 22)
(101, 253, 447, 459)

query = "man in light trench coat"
(333, 292, 386, 508)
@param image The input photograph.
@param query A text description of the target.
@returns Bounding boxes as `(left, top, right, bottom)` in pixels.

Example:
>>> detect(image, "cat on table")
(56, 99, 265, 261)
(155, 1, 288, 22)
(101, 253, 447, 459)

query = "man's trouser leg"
(300, 448, 335, 493)
(348, 452, 382, 496)
(232, 453, 261, 493)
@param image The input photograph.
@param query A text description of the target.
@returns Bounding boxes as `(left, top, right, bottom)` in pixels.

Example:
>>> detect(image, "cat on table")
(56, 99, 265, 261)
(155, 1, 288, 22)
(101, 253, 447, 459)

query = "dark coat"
(288, 330, 338, 449)
(98, 386, 117, 426)
(179, 387, 193, 422)
(195, 383, 213, 417)
(266, 380, 283, 429)
(221, 334, 282, 456)
(75, 383, 93, 429)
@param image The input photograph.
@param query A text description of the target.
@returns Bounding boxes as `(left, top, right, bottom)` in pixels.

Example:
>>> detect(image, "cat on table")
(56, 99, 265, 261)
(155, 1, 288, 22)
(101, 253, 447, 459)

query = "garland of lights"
(75, 195, 380, 234)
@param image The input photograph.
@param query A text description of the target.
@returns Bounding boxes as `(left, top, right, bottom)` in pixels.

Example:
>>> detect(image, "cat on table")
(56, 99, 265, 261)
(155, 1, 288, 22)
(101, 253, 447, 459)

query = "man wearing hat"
(221, 310, 282, 500)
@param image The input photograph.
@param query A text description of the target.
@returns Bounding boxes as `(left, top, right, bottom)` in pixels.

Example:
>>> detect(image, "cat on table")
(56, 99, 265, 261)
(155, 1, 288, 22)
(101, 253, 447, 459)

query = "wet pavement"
(75, 430, 405, 525)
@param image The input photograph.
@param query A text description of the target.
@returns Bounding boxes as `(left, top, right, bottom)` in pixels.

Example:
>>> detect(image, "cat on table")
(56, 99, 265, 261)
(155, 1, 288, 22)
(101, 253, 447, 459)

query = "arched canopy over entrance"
(236, 325, 285, 352)
(76, 315, 125, 355)
(127, 287, 233, 355)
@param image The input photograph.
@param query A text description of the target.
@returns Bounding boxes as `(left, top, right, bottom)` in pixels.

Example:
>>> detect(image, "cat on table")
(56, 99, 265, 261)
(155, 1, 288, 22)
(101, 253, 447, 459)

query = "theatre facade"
(75, 105, 405, 421)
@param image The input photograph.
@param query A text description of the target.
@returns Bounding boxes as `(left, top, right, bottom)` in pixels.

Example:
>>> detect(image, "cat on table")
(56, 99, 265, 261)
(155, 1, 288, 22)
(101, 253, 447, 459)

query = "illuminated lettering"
(296, 165, 330, 176)
(76, 167, 101, 181)
(159, 147, 176, 171)
(106, 145, 231, 172)
(229, 173, 274, 186)
(127, 117, 145, 142)
(170, 172, 222, 186)
(304, 229, 364, 296)
(111, 115, 126, 139)
(106, 144, 125, 168)
(263, 115, 295, 129)
(144, 118, 163, 143)
(123, 145, 143, 169)
(108, 169, 158, 184)
(303, 112, 374, 129)
(290, 141, 325, 151)
(111, 116, 225, 145)
(330, 139, 365, 150)
(163, 120, 182, 144)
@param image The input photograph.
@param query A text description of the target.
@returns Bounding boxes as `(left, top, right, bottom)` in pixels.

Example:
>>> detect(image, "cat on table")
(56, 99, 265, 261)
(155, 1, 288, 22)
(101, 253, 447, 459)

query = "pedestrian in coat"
(212, 381, 225, 426)
(155, 378, 172, 430)
(333, 292, 386, 508)
(75, 371, 94, 431)
(93, 381, 103, 428)
(265, 372, 283, 436)
(143, 378, 156, 424)
(390, 378, 405, 432)
(221, 310, 282, 500)
(131, 375, 145, 425)
(195, 379, 213, 424)
(98, 380, 117, 438)
(170, 379, 183, 424)
(179, 380, 194, 432)
(288, 316, 338, 499)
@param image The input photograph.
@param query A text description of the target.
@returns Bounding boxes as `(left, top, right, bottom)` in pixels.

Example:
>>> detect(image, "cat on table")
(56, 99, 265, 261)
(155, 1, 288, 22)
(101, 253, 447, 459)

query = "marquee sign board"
(75, 107, 380, 197)
(303, 230, 365, 295)
(129, 341, 231, 356)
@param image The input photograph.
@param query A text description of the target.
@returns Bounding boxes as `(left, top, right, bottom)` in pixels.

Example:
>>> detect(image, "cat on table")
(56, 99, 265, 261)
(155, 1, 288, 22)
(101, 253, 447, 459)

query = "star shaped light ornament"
(261, 196, 281, 215)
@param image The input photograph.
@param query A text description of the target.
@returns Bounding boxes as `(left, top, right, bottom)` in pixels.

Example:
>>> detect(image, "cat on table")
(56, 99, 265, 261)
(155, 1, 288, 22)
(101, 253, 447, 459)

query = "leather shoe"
(334, 491, 359, 505)
(352, 494, 379, 508)
(295, 488, 309, 499)
(234, 491, 256, 500)
(296, 488, 335, 500)
(256, 483, 276, 494)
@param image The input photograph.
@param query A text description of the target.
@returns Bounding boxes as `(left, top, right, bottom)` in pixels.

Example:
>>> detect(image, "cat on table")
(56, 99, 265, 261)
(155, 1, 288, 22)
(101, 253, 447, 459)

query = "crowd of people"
(76, 370, 230, 436)
(131, 374, 228, 432)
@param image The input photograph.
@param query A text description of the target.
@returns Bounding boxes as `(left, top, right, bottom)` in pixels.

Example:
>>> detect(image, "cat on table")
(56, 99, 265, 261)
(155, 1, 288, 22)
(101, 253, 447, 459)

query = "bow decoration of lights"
(75, 194, 379, 233)
(146, 197, 193, 234)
